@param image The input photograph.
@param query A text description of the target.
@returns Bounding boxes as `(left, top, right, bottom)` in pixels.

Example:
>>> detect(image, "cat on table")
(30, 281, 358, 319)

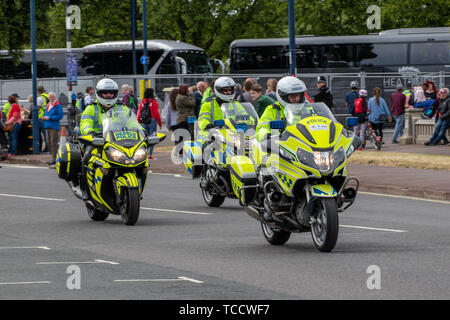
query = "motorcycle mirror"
(270, 120, 285, 130)
(147, 136, 160, 145)
(92, 137, 105, 147)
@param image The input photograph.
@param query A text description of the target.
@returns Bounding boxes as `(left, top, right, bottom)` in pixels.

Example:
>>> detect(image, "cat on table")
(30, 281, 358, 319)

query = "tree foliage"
(0, 0, 448, 62)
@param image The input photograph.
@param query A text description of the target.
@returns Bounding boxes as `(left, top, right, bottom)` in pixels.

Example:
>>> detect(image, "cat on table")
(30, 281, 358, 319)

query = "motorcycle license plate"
(114, 131, 138, 141)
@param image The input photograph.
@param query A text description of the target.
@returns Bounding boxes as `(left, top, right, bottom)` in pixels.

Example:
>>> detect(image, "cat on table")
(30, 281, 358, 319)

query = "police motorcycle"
(239, 102, 361, 252)
(183, 102, 259, 207)
(56, 109, 165, 225)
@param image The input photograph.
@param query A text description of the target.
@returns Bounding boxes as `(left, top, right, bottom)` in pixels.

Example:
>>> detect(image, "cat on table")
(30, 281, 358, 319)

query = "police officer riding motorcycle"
(56, 78, 165, 225)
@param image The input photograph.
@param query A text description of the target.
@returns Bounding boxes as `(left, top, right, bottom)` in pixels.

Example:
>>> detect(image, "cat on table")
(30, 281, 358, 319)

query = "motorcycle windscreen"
(102, 110, 145, 147)
(284, 102, 337, 126)
(220, 102, 258, 131)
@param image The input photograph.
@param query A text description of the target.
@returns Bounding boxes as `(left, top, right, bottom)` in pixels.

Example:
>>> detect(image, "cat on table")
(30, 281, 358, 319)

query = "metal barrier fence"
(1, 71, 449, 116)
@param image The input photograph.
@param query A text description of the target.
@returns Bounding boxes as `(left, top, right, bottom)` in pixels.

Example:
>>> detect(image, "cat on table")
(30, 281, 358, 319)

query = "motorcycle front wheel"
(310, 198, 339, 252)
(120, 188, 140, 226)
(201, 168, 225, 207)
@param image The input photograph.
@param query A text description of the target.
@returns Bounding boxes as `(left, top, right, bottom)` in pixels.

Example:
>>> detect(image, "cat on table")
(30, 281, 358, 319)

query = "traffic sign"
(140, 55, 149, 65)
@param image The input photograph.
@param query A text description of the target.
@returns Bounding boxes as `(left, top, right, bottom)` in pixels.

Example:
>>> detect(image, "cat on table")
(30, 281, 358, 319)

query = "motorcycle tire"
(202, 187, 225, 207)
(310, 198, 339, 252)
(261, 222, 291, 245)
(86, 203, 109, 221)
(120, 188, 140, 226)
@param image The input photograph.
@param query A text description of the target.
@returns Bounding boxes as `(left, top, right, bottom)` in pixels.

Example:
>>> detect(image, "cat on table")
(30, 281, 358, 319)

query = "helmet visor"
(98, 89, 118, 99)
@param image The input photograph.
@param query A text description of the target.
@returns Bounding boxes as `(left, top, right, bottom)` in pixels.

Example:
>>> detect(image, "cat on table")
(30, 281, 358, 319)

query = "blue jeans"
(142, 118, 157, 155)
(429, 118, 450, 144)
(8, 123, 22, 154)
(392, 114, 405, 142)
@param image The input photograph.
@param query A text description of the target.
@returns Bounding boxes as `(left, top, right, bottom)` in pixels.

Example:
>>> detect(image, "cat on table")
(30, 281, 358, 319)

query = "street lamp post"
(131, 0, 137, 92)
(142, 0, 148, 76)
(30, 0, 39, 154)
(288, 0, 297, 76)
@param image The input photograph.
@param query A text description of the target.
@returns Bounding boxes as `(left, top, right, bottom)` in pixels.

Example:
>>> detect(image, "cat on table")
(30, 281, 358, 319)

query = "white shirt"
(84, 94, 93, 106)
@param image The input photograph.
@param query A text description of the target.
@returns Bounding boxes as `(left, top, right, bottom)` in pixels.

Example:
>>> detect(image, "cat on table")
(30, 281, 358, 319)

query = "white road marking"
(140, 207, 213, 215)
(340, 224, 408, 233)
(114, 276, 203, 284)
(0, 246, 51, 250)
(359, 191, 450, 205)
(0, 193, 65, 202)
(1, 164, 48, 169)
(0, 281, 51, 285)
(36, 259, 119, 265)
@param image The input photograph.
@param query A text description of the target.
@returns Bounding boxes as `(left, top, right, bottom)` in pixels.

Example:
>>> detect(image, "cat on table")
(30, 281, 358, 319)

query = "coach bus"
(229, 27, 450, 74)
(0, 39, 213, 79)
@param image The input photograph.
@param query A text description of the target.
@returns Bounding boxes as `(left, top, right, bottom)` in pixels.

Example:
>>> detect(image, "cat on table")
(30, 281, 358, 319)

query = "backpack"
(354, 98, 364, 114)
(139, 99, 152, 124)
(128, 94, 138, 113)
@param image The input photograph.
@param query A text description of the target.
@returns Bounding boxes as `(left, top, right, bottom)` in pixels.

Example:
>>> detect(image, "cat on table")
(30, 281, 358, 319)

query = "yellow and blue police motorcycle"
(183, 102, 259, 207)
(240, 103, 361, 252)
(57, 109, 165, 225)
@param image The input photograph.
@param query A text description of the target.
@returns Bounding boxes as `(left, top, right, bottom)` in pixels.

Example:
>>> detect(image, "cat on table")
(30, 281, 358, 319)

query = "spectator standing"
(1, 93, 19, 120)
(313, 75, 334, 110)
(250, 84, 275, 117)
(424, 88, 450, 146)
(266, 78, 278, 100)
(238, 78, 257, 108)
(3, 95, 22, 157)
(390, 84, 407, 143)
(345, 81, 360, 114)
(42, 92, 63, 166)
(137, 88, 162, 159)
(201, 81, 213, 105)
(37, 86, 49, 151)
(166, 88, 180, 149)
(175, 85, 195, 154)
(192, 85, 203, 118)
(352, 89, 369, 149)
(368, 87, 392, 144)
(234, 83, 243, 100)
(0, 108, 8, 151)
(121, 84, 138, 114)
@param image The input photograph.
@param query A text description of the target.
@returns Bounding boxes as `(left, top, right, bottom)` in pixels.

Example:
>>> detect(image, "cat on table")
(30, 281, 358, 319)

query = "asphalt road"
(0, 164, 449, 300)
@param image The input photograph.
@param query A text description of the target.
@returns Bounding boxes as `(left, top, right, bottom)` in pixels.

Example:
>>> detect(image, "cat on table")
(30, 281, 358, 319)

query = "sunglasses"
(100, 90, 117, 95)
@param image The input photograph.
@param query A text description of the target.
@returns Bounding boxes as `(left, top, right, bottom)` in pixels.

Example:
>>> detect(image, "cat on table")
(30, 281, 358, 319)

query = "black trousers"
(370, 122, 384, 141)
(0, 123, 8, 148)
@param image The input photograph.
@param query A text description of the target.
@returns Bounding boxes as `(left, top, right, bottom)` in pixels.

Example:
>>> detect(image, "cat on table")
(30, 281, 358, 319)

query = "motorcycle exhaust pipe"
(245, 206, 262, 222)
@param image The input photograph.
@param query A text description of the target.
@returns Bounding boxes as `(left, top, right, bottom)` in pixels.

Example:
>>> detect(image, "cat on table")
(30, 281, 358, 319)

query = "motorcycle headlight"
(107, 147, 127, 163)
(133, 146, 147, 163)
(279, 147, 296, 161)
(313, 151, 333, 174)
(334, 146, 346, 168)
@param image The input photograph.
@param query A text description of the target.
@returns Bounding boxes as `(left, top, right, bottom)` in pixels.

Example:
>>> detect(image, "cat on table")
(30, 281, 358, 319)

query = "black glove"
(204, 124, 215, 130)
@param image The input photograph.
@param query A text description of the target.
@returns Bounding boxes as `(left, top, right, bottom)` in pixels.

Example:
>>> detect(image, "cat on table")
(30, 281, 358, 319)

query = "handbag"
(3, 123, 14, 132)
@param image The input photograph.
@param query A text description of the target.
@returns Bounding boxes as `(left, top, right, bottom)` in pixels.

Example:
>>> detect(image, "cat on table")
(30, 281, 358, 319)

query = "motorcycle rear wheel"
(120, 188, 140, 226)
(261, 222, 291, 245)
(85, 203, 109, 221)
(310, 198, 339, 252)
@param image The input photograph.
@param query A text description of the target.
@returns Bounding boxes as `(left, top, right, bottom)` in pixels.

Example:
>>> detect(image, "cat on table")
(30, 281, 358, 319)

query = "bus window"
(410, 42, 450, 65)
(357, 43, 407, 66)
(231, 46, 288, 70)
(318, 45, 352, 68)
(79, 52, 104, 75)
(156, 53, 177, 74)
(174, 50, 212, 73)
(296, 46, 318, 68)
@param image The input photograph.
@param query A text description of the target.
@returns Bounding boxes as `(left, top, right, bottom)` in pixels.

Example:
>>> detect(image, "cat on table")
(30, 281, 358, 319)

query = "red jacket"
(5, 103, 22, 125)
(137, 98, 161, 128)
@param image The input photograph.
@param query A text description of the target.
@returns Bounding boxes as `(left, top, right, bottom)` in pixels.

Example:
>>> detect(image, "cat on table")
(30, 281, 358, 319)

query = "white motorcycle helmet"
(214, 76, 236, 102)
(276, 76, 307, 108)
(95, 78, 119, 109)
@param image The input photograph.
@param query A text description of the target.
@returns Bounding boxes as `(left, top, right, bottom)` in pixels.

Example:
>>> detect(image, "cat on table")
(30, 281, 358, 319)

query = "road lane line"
(340, 224, 408, 233)
(0, 193, 65, 202)
(0, 281, 51, 285)
(359, 191, 450, 205)
(36, 260, 120, 265)
(140, 207, 213, 215)
(114, 277, 203, 284)
(0, 246, 51, 250)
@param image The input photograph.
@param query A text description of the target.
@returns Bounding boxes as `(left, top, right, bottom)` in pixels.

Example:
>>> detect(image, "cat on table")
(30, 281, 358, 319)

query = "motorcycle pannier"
(183, 141, 203, 178)
(56, 142, 82, 181)
(230, 156, 257, 205)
